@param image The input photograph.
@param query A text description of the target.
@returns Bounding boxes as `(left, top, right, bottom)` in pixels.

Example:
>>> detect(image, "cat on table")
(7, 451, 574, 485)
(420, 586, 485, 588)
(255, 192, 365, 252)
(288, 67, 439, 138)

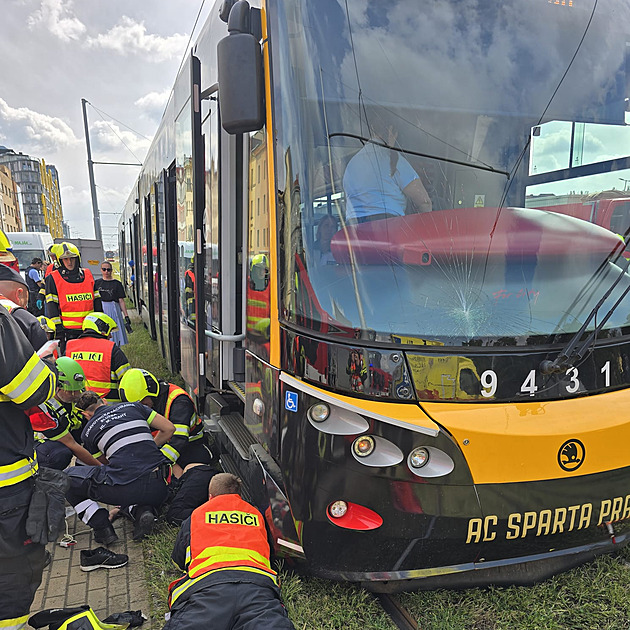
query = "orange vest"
(66, 336, 114, 397)
(53, 268, 95, 329)
(45, 263, 56, 277)
(168, 494, 276, 607)
(165, 384, 202, 434)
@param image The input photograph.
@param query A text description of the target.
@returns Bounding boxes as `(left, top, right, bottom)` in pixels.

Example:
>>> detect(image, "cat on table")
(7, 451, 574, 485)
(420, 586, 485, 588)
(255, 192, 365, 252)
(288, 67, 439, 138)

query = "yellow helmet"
(82, 312, 118, 337)
(49, 243, 63, 260)
(37, 316, 56, 335)
(119, 368, 160, 402)
(57, 242, 80, 260)
(0, 229, 13, 253)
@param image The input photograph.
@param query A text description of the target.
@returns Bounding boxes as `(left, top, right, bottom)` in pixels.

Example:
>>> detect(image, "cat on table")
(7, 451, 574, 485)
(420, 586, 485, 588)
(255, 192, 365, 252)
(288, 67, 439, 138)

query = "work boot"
(93, 522, 119, 546)
(132, 506, 156, 541)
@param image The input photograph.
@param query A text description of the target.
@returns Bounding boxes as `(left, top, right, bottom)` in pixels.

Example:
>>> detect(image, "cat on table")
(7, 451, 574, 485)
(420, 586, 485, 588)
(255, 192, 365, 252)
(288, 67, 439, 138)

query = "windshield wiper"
(540, 256, 630, 375)
(328, 133, 510, 178)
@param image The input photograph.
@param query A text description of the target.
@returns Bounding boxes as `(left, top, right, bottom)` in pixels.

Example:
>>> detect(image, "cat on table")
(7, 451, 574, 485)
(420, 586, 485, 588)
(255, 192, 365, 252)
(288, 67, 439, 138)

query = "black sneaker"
(93, 523, 119, 546)
(132, 506, 156, 541)
(80, 547, 129, 572)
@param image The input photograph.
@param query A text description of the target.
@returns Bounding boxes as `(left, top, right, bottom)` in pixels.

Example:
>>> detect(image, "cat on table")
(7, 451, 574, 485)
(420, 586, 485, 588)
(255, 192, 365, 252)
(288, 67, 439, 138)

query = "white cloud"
(87, 16, 188, 62)
(27, 0, 86, 42)
(90, 120, 151, 159)
(134, 89, 171, 117)
(0, 98, 79, 153)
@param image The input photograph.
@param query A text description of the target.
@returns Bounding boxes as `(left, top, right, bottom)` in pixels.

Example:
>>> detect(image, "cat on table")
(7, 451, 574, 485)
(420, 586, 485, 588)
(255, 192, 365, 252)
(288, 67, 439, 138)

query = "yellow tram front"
(252, 0, 630, 589)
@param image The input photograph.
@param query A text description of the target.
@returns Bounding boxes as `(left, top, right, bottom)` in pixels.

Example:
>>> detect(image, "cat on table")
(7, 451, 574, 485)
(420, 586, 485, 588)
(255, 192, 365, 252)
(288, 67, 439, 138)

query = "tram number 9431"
(480, 361, 611, 398)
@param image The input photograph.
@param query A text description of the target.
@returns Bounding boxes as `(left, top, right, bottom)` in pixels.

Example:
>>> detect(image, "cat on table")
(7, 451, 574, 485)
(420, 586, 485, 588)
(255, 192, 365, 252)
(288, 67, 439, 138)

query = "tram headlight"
(353, 435, 375, 457)
(329, 501, 348, 518)
(409, 447, 430, 468)
(308, 402, 330, 423)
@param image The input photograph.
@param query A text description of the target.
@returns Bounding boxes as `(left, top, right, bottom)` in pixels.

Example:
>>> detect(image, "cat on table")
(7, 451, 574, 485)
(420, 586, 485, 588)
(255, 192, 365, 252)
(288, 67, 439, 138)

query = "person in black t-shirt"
(94, 262, 131, 346)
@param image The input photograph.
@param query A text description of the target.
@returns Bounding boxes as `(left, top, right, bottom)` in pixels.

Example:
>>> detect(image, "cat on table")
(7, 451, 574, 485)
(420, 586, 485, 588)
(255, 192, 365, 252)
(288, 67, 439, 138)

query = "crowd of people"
(0, 232, 294, 630)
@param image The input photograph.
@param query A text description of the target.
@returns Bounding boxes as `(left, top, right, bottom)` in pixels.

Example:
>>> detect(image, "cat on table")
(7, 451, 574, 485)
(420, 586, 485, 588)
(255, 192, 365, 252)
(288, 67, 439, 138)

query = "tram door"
(143, 193, 157, 339)
(161, 164, 181, 374)
(152, 182, 165, 357)
(201, 99, 222, 388)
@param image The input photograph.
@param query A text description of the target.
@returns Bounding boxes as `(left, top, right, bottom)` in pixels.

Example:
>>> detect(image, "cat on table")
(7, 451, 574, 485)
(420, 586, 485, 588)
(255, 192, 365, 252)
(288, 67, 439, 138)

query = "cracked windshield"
(268, 0, 630, 346)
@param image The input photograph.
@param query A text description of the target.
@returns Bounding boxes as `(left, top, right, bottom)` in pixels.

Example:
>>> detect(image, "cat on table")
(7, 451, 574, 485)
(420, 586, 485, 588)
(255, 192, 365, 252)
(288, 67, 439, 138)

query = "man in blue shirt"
(343, 122, 432, 223)
(25, 258, 44, 316)
(66, 391, 175, 544)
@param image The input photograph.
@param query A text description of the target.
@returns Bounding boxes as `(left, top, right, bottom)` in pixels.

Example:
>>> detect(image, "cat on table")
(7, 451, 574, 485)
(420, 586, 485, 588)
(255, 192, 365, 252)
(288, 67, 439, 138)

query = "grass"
(124, 309, 630, 629)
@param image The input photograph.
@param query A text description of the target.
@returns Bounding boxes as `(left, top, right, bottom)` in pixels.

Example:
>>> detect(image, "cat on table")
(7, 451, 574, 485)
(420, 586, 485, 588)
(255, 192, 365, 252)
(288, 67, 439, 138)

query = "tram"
(119, 0, 630, 591)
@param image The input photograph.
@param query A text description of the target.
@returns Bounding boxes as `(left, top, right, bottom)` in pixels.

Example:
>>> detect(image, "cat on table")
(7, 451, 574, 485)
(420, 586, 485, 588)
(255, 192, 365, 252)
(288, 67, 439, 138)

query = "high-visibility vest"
(66, 337, 114, 397)
(168, 494, 277, 607)
(52, 269, 95, 330)
(165, 384, 203, 439)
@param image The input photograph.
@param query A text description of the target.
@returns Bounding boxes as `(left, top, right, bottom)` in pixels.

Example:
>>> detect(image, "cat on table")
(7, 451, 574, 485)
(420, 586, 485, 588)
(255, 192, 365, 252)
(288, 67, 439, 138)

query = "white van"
(9, 232, 54, 271)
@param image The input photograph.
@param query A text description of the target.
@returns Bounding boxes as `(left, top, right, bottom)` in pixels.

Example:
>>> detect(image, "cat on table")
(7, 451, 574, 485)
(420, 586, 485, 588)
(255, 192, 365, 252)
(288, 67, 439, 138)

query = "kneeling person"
(67, 391, 175, 544)
(119, 369, 211, 478)
(65, 312, 130, 403)
(32, 357, 101, 470)
(166, 473, 295, 630)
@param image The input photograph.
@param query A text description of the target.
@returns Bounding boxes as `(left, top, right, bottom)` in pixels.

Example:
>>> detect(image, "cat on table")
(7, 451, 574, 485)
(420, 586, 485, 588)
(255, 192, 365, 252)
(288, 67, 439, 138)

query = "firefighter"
(31, 356, 100, 470)
(0, 228, 19, 272)
(44, 244, 61, 278)
(65, 312, 130, 403)
(0, 303, 57, 630)
(44, 242, 102, 346)
(119, 368, 211, 478)
(166, 473, 295, 630)
(0, 263, 48, 351)
(184, 255, 195, 324)
(67, 391, 175, 544)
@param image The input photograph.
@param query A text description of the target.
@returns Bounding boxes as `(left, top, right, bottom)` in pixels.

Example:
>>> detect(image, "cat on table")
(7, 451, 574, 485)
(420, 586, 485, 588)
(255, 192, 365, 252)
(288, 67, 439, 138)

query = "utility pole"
(81, 98, 102, 242)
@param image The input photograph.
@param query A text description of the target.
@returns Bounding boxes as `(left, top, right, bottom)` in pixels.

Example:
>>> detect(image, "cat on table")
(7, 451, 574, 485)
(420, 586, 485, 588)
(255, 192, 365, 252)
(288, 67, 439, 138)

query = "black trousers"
(164, 581, 295, 630)
(0, 481, 46, 626)
(66, 468, 168, 529)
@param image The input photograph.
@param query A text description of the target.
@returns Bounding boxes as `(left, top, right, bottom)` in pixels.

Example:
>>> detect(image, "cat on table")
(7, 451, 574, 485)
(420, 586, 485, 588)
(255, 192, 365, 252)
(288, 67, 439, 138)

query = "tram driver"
(343, 117, 432, 224)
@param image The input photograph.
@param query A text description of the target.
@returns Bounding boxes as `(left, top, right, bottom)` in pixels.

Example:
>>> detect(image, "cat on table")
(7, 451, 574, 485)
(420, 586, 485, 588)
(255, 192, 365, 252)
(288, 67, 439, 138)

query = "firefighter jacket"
(154, 382, 203, 464)
(65, 333, 130, 402)
(45, 267, 102, 331)
(184, 268, 195, 320)
(0, 294, 47, 351)
(0, 305, 56, 493)
(168, 493, 277, 608)
(31, 396, 83, 444)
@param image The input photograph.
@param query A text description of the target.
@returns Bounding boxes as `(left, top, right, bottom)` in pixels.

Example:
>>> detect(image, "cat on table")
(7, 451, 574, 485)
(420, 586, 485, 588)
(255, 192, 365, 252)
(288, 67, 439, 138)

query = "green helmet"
(56, 357, 86, 392)
(83, 312, 117, 337)
(119, 368, 159, 402)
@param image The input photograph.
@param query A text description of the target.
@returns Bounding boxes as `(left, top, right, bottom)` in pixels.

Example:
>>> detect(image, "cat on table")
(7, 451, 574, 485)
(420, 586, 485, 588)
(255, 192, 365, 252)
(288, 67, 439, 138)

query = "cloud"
(134, 89, 171, 118)
(87, 16, 188, 63)
(0, 98, 79, 153)
(27, 0, 86, 42)
(90, 120, 151, 159)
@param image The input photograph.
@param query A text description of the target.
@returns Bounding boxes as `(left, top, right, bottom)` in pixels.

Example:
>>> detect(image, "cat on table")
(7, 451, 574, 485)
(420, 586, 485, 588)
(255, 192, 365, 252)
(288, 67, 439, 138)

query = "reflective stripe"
(170, 565, 277, 607)
(0, 457, 37, 487)
(115, 364, 130, 378)
(161, 443, 179, 463)
(87, 380, 113, 390)
(45, 294, 59, 303)
(106, 433, 154, 456)
(189, 545, 272, 577)
(96, 419, 149, 453)
(2, 354, 51, 405)
(189, 432, 204, 442)
(173, 425, 189, 437)
(0, 614, 28, 630)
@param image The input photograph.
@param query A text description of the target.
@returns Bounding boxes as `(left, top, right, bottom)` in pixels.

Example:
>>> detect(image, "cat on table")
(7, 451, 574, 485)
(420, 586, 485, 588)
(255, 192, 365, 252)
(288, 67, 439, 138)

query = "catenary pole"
(81, 98, 102, 242)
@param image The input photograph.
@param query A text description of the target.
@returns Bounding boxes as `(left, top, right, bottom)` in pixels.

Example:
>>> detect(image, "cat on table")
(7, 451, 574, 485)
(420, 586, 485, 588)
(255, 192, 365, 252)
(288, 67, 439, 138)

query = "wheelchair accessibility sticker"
(285, 391, 298, 413)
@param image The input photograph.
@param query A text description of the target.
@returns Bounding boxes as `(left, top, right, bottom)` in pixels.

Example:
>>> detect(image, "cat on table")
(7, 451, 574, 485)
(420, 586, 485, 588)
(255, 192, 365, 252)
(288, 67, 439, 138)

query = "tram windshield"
(267, 0, 630, 346)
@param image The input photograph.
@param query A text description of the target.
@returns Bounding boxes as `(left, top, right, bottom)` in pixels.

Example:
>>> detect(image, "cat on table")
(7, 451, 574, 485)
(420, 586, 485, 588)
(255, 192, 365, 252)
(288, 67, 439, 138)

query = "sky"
(0, 0, 212, 249)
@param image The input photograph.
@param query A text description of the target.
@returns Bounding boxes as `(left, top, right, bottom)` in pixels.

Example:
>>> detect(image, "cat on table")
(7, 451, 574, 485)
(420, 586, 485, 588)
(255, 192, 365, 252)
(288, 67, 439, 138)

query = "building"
(0, 165, 22, 232)
(0, 147, 64, 237)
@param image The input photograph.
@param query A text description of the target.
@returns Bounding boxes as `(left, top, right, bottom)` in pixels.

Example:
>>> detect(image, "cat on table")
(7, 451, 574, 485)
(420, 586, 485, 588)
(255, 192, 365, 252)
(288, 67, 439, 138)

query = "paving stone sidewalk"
(31, 512, 153, 629)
